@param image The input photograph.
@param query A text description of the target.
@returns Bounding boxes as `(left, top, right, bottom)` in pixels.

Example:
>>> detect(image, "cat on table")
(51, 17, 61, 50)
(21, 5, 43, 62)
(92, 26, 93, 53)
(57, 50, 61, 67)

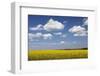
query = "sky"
(28, 15, 88, 50)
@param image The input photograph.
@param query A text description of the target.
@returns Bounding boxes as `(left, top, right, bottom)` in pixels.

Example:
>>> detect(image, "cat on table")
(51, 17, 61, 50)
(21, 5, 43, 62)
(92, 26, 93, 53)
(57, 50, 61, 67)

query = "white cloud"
(69, 26, 87, 36)
(35, 32, 43, 37)
(60, 41, 65, 44)
(43, 18, 64, 31)
(61, 34, 67, 38)
(28, 33, 53, 41)
(63, 21, 67, 23)
(73, 31, 87, 36)
(54, 32, 62, 35)
(54, 32, 67, 38)
(28, 33, 34, 41)
(29, 18, 65, 32)
(28, 32, 42, 40)
(82, 18, 88, 26)
(29, 24, 43, 31)
(43, 33, 53, 40)
(69, 26, 85, 33)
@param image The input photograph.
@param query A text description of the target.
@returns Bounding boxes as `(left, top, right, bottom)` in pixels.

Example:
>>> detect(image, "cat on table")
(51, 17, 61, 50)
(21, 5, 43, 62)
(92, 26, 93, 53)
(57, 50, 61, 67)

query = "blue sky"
(28, 15, 88, 50)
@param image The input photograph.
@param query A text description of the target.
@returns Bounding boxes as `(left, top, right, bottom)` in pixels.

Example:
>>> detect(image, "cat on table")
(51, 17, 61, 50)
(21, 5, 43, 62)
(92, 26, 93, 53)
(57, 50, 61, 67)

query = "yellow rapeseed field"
(28, 49, 88, 61)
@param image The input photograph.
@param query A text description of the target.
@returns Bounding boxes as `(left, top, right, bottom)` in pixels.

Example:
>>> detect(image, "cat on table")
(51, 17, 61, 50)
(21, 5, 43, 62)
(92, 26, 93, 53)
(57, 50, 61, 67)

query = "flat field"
(28, 49, 88, 61)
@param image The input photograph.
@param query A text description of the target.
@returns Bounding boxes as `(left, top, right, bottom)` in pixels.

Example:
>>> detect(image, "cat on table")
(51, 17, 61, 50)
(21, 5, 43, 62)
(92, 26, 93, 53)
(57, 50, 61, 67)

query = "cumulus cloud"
(43, 18, 64, 31)
(43, 33, 53, 40)
(28, 32, 42, 41)
(61, 34, 67, 38)
(54, 32, 62, 35)
(28, 33, 53, 41)
(63, 21, 67, 24)
(73, 31, 87, 36)
(69, 26, 85, 33)
(29, 24, 43, 31)
(28, 33, 34, 41)
(60, 41, 65, 44)
(29, 18, 64, 32)
(68, 26, 87, 36)
(82, 18, 88, 26)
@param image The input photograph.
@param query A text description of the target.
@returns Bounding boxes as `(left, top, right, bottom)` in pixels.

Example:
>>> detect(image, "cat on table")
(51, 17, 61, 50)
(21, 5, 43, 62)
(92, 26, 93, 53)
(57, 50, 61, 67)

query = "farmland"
(28, 49, 88, 61)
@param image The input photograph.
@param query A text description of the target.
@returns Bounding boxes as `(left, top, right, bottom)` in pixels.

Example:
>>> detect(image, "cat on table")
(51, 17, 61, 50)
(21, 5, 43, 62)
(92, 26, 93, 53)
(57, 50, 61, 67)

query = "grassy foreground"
(28, 49, 88, 61)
